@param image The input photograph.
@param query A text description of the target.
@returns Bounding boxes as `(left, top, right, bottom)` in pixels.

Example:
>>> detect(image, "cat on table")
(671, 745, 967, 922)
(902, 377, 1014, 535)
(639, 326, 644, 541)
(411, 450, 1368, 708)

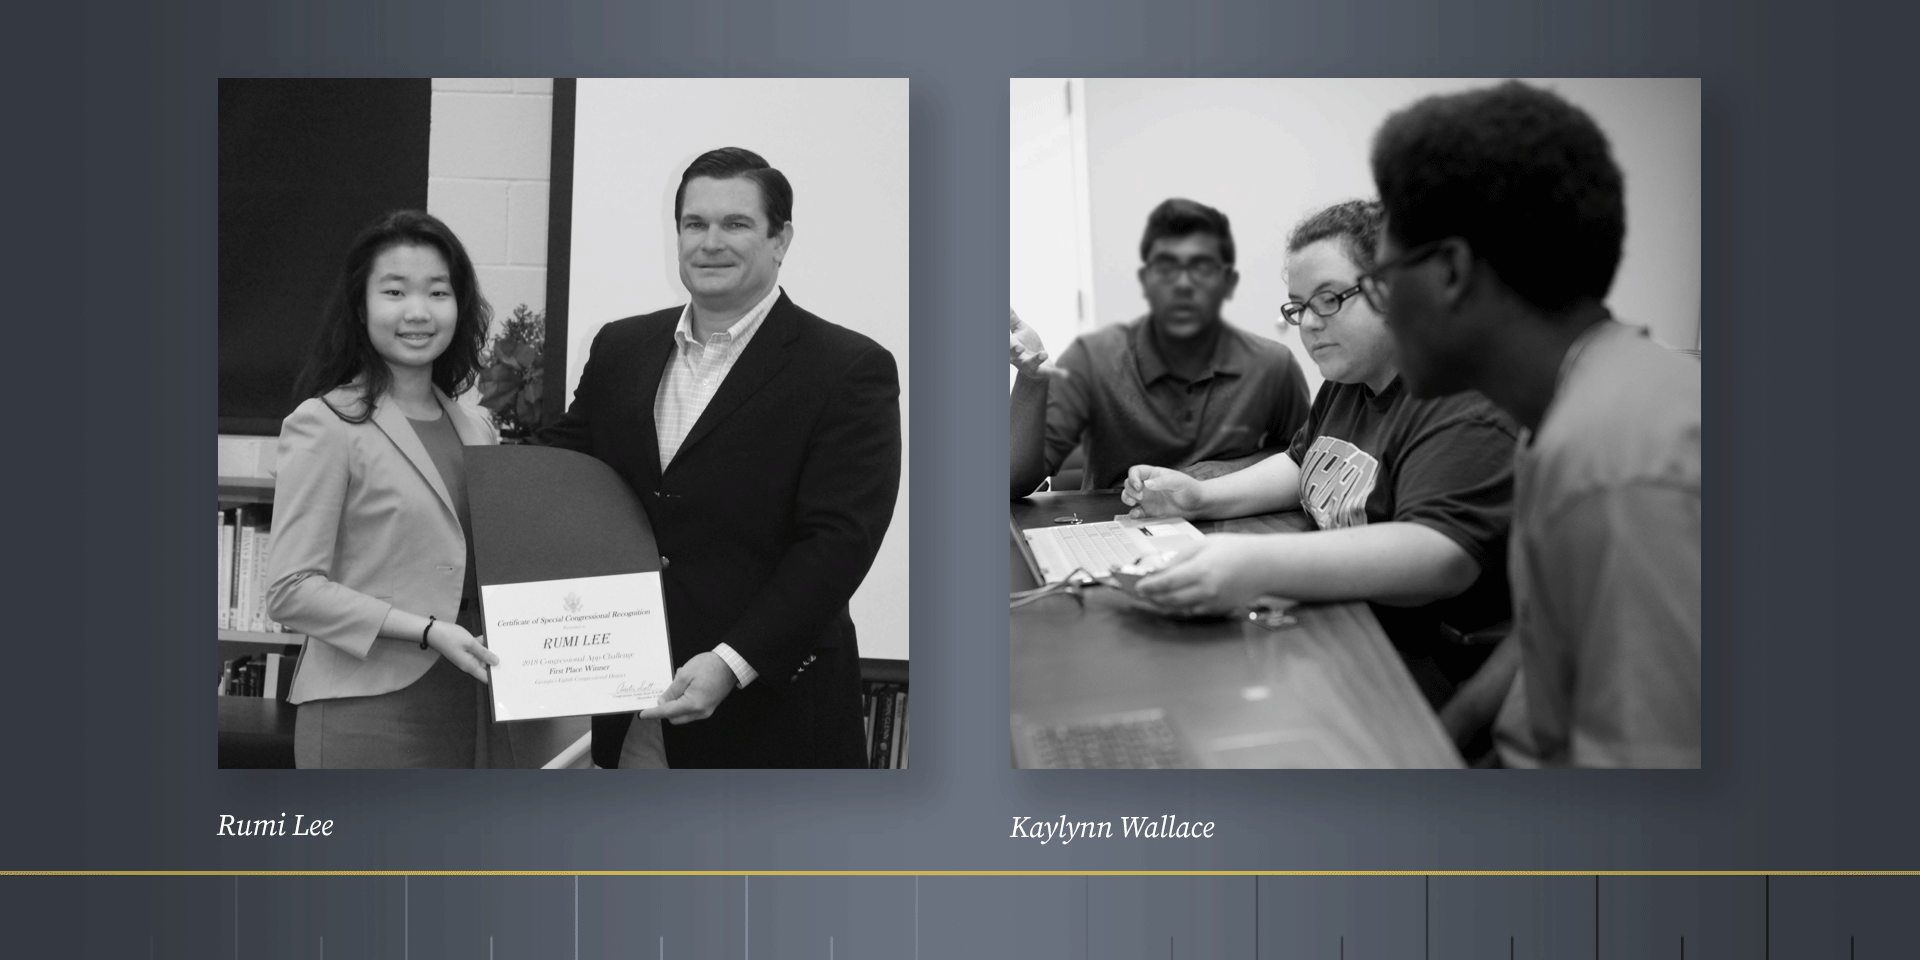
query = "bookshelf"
(217, 447, 302, 768)
(859, 658, 911, 769)
(216, 471, 300, 648)
(216, 475, 274, 504)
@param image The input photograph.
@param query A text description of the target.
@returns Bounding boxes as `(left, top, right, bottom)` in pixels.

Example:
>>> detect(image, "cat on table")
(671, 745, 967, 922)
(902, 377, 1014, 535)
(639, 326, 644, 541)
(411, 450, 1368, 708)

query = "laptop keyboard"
(1023, 710, 1184, 768)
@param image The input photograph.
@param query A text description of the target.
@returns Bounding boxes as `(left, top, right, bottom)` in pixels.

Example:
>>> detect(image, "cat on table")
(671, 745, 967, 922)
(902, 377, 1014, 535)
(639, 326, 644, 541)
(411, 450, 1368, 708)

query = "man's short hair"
(1370, 81, 1626, 311)
(673, 147, 793, 237)
(1138, 198, 1236, 265)
(1286, 199, 1385, 274)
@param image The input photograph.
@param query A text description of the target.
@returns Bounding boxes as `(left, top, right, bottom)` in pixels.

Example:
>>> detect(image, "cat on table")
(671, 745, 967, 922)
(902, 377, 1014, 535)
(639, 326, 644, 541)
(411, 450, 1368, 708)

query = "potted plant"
(476, 304, 546, 442)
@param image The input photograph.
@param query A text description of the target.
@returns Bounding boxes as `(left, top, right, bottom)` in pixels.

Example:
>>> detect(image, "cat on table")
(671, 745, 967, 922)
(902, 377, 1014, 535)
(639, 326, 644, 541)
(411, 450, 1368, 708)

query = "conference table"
(1010, 491, 1462, 769)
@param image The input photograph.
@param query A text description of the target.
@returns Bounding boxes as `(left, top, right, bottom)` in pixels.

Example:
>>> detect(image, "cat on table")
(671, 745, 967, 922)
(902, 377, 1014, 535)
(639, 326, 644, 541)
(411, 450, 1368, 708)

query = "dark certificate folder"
(466, 445, 673, 720)
(466, 444, 662, 584)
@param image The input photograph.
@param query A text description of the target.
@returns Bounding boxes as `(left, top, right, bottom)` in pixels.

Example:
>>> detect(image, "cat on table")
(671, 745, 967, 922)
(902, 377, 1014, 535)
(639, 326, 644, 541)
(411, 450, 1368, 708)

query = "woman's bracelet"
(421, 616, 436, 650)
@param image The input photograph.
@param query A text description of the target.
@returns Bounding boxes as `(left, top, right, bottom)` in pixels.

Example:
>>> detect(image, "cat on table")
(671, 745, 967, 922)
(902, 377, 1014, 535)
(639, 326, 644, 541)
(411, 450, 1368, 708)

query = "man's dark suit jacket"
(538, 292, 901, 768)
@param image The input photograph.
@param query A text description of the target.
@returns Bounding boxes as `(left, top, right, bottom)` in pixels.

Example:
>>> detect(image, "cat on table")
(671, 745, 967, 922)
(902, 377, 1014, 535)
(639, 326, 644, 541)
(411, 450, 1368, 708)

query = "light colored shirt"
(1494, 319, 1701, 768)
(656, 283, 782, 469)
(653, 283, 784, 689)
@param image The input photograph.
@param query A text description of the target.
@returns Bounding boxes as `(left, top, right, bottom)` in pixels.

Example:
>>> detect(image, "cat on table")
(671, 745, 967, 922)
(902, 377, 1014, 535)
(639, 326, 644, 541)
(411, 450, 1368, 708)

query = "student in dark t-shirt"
(1123, 200, 1519, 704)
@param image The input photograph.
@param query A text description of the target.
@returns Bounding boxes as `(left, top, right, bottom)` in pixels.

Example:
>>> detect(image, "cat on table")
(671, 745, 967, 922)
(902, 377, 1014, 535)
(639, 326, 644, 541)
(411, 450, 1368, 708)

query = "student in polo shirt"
(1010, 198, 1310, 495)
(1122, 199, 1520, 707)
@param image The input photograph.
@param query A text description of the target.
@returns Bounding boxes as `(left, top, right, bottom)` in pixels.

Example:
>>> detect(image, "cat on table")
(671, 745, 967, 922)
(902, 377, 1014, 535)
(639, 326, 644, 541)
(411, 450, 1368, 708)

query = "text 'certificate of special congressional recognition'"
(483, 572, 675, 721)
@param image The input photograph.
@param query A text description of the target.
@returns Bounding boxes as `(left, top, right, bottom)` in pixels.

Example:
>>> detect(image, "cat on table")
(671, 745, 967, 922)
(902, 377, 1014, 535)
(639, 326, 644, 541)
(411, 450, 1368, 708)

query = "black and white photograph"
(15, 0, 1920, 948)
(218, 78, 910, 770)
(1009, 78, 1700, 769)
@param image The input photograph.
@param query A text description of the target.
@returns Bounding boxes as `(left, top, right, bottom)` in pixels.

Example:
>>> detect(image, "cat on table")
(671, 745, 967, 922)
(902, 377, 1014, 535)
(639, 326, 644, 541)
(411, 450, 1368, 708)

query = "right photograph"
(1009, 78, 1700, 769)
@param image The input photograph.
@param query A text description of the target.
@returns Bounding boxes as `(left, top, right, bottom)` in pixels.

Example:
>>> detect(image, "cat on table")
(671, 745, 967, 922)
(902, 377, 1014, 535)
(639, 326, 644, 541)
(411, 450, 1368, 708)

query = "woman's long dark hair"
(292, 210, 492, 422)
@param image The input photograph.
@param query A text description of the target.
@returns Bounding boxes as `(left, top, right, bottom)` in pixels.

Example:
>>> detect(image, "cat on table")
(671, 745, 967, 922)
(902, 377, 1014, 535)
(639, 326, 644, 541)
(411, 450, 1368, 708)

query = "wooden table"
(1010, 491, 1462, 768)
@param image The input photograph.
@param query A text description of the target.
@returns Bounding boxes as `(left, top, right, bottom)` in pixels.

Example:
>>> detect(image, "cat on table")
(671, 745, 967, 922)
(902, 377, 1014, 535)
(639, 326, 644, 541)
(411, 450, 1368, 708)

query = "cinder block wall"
(427, 79, 553, 333)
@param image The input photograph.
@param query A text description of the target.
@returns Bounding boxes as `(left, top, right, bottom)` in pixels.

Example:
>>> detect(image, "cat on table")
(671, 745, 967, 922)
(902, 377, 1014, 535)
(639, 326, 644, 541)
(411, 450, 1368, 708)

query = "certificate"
(483, 572, 676, 721)
(464, 444, 678, 723)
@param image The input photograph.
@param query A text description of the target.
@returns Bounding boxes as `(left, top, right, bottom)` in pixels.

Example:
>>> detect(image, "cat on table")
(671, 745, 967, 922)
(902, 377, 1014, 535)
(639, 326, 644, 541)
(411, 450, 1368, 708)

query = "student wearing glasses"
(1011, 198, 1310, 496)
(1122, 199, 1520, 706)
(1365, 82, 1700, 767)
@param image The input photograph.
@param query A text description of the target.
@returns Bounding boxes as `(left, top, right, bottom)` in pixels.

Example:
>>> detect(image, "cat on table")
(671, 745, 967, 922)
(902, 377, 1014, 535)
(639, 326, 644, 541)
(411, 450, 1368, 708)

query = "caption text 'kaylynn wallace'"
(1010, 815, 1214, 845)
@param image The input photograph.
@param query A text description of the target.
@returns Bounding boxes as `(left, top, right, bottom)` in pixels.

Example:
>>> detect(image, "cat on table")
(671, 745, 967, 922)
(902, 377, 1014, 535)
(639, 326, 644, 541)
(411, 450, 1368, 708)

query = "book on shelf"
(218, 652, 295, 701)
(217, 510, 234, 630)
(262, 650, 283, 700)
(251, 529, 273, 632)
(218, 656, 256, 697)
(864, 687, 879, 760)
(864, 688, 877, 758)
(869, 682, 913, 769)
(235, 507, 256, 632)
(891, 689, 908, 769)
(857, 678, 909, 769)
(216, 504, 292, 635)
(869, 684, 895, 768)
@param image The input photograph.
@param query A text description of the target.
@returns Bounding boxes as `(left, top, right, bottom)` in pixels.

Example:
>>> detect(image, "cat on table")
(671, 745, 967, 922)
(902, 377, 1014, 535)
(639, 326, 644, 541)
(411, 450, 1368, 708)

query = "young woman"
(264, 210, 661, 767)
(1122, 200, 1519, 704)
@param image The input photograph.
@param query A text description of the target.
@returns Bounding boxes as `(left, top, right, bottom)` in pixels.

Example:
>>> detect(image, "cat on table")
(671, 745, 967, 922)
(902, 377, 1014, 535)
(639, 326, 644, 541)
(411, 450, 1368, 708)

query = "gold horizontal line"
(4, 870, 1919, 877)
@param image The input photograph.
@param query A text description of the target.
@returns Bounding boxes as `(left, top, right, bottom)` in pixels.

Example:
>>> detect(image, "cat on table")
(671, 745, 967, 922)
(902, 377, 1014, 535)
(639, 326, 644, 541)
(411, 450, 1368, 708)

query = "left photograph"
(217, 78, 910, 769)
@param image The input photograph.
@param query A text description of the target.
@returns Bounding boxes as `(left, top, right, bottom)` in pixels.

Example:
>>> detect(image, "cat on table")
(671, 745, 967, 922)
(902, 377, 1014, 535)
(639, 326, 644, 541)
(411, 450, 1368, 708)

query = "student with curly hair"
(1366, 81, 1700, 768)
(1123, 199, 1520, 707)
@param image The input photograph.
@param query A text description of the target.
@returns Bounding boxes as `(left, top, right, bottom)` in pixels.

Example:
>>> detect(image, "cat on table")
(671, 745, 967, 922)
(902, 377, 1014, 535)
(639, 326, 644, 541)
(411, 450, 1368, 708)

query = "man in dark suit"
(538, 147, 901, 768)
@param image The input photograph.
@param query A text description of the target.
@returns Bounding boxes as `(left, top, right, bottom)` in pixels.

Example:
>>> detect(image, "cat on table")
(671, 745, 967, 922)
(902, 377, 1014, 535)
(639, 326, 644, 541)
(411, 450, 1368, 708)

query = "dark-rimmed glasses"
(1142, 256, 1228, 284)
(1356, 239, 1446, 313)
(1279, 285, 1364, 326)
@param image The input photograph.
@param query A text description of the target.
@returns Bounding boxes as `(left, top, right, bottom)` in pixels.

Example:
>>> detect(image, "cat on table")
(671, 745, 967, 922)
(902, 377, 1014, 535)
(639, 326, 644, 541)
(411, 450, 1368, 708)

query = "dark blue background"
(3, 0, 1916, 949)
(8, 874, 1920, 956)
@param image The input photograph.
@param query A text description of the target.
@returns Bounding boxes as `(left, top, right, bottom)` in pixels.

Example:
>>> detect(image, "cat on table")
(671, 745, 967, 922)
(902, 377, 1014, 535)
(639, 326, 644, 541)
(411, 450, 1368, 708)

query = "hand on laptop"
(1133, 533, 1269, 615)
(1122, 464, 1208, 519)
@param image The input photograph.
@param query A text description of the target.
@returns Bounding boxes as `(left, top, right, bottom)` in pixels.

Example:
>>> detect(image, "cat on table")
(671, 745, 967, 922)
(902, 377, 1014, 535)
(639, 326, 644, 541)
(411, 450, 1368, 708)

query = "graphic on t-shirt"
(1297, 436, 1379, 530)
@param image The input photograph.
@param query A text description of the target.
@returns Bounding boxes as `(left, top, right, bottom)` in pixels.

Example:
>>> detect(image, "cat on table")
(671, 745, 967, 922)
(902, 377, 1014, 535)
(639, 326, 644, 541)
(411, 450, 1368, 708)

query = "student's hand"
(1009, 309, 1051, 380)
(1122, 464, 1207, 519)
(427, 622, 500, 684)
(1134, 534, 1273, 615)
(638, 652, 737, 725)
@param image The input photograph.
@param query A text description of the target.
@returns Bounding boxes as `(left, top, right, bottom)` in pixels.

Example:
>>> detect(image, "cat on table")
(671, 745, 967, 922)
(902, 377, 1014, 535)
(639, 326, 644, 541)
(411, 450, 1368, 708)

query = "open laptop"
(1018, 515, 1206, 584)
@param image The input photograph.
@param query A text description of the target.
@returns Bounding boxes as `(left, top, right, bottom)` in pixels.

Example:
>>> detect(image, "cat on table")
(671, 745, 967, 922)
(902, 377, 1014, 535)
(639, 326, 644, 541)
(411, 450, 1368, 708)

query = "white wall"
(1035, 78, 1701, 401)
(566, 78, 911, 661)
(427, 78, 555, 327)
(1009, 78, 1095, 387)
